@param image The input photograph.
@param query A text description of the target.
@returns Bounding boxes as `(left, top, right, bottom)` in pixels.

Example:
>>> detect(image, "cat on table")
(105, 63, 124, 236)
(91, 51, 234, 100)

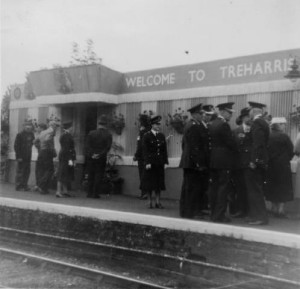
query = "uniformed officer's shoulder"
(142, 131, 152, 139)
(144, 130, 152, 136)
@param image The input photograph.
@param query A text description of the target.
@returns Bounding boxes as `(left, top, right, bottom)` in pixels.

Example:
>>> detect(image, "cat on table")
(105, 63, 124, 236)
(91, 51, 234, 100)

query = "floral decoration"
(108, 113, 125, 135)
(135, 110, 154, 127)
(47, 114, 61, 125)
(290, 105, 300, 124)
(166, 107, 189, 134)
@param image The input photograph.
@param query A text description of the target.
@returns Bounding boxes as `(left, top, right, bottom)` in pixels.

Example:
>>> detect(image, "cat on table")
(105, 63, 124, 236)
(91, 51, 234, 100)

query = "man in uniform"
(14, 121, 35, 191)
(86, 114, 112, 198)
(133, 114, 151, 199)
(245, 101, 269, 225)
(141, 115, 168, 209)
(209, 102, 237, 223)
(179, 103, 210, 219)
(202, 104, 215, 127)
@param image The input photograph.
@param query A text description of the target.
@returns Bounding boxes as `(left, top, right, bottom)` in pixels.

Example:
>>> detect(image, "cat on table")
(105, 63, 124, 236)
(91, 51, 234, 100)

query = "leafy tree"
(1, 86, 12, 134)
(70, 39, 102, 66)
(1, 86, 11, 179)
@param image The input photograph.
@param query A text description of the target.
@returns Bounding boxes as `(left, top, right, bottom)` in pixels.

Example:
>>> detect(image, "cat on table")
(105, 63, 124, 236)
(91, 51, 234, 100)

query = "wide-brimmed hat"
(98, 114, 108, 125)
(271, 117, 287, 125)
(150, 115, 162, 125)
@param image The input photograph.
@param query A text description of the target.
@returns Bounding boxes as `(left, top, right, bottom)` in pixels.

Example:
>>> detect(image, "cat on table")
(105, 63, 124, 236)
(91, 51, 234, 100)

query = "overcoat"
(232, 125, 252, 169)
(57, 132, 76, 183)
(141, 131, 168, 191)
(86, 128, 113, 161)
(250, 117, 270, 168)
(179, 119, 210, 169)
(14, 131, 35, 161)
(142, 131, 168, 166)
(134, 128, 149, 162)
(265, 130, 294, 203)
(209, 117, 237, 169)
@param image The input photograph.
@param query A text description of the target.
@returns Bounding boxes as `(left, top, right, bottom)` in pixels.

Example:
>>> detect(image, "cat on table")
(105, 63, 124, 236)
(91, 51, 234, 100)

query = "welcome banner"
(122, 48, 300, 93)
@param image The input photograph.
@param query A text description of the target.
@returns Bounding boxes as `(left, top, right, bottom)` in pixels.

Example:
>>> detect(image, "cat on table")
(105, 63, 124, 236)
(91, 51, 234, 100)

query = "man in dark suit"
(56, 122, 76, 198)
(86, 115, 112, 198)
(245, 102, 269, 225)
(14, 121, 35, 191)
(133, 114, 151, 199)
(141, 115, 168, 209)
(209, 102, 237, 223)
(179, 103, 210, 219)
(230, 107, 252, 218)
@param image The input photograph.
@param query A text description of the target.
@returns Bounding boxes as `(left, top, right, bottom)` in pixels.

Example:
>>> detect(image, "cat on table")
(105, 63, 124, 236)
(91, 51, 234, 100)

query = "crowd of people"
(13, 100, 299, 225)
(177, 101, 297, 225)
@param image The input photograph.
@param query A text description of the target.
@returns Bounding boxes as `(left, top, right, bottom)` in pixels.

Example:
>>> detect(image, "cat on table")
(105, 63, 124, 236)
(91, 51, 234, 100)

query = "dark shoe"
(231, 211, 245, 218)
(194, 214, 206, 220)
(63, 192, 72, 197)
(277, 212, 288, 219)
(214, 216, 231, 223)
(39, 187, 49, 194)
(248, 220, 268, 225)
(16, 186, 23, 191)
(56, 192, 65, 198)
(23, 186, 31, 191)
(155, 203, 164, 209)
(148, 204, 153, 209)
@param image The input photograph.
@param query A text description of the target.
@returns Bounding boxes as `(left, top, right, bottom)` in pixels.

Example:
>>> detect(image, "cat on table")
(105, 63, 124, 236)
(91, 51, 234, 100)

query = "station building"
(7, 48, 300, 201)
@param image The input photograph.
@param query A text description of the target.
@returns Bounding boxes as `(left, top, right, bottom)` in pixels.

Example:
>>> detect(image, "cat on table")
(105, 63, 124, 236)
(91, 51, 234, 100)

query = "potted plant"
(102, 142, 124, 195)
(108, 113, 125, 135)
(166, 107, 189, 134)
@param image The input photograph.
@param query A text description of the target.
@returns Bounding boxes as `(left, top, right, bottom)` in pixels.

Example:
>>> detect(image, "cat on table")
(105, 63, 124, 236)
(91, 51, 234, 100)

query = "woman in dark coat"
(56, 122, 76, 197)
(265, 117, 294, 217)
(141, 116, 168, 208)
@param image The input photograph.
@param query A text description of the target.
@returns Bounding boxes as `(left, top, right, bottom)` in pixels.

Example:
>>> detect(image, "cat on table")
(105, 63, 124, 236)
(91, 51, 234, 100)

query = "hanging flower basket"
(289, 105, 300, 124)
(166, 108, 189, 135)
(169, 120, 185, 134)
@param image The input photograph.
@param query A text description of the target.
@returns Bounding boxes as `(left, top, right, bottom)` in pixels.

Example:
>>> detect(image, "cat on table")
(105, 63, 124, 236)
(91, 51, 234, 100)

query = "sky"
(1, 0, 300, 96)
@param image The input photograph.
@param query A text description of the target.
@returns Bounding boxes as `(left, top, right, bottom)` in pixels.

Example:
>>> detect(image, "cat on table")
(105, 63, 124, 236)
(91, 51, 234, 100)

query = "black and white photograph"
(1, 0, 300, 288)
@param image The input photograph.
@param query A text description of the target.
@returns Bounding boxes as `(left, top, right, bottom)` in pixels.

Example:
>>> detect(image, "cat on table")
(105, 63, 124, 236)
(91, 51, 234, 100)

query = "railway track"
(0, 227, 299, 289)
(0, 247, 169, 289)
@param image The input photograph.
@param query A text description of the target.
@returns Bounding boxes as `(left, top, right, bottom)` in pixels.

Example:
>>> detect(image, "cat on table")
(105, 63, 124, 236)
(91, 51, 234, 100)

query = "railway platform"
(1, 181, 300, 288)
(0, 182, 299, 236)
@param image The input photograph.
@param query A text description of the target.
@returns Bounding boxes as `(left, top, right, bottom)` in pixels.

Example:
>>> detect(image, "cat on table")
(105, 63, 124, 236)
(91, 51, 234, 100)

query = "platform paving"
(0, 182, 299, 236)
